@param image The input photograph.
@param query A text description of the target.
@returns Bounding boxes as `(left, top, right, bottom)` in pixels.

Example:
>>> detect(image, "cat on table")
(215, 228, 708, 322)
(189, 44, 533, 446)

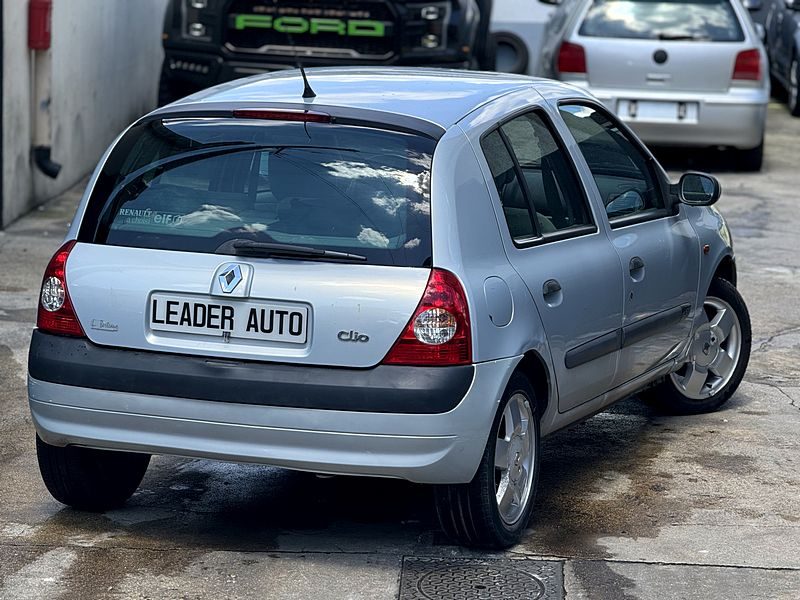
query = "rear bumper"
(28, 331, 473, 414)
(580, 85, 768, 149)
(28, 333, 517, 484)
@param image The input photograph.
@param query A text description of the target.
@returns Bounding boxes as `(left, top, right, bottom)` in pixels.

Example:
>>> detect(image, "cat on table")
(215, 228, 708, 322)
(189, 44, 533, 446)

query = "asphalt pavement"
(1, 103, 799, 599)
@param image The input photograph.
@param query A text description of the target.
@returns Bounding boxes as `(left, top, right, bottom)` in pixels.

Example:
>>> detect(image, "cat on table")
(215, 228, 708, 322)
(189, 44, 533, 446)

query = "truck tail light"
(37, 241, 85, 337)
(732, 49, 762, 82)
(557, 41, 587, 75)
(382, 269, 472, 366)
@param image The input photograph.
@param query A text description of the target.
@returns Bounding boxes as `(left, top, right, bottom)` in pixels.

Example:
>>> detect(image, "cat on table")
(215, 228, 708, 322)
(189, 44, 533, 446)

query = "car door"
(478, 109, 624, 412)
(558, 102, 699, 387)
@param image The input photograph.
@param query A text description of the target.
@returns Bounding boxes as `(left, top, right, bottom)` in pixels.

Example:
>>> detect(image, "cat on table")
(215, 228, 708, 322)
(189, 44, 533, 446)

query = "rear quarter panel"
(431, 126, 552, 365)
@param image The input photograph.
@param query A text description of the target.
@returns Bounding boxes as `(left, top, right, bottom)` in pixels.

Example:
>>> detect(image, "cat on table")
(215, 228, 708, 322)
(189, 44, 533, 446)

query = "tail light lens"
(557, 41, 587, 75)
(732, 49, 761, 82)
(37, 240, 85, 337)
(382, 269, 472, 366)
(232, 109, 332, 123)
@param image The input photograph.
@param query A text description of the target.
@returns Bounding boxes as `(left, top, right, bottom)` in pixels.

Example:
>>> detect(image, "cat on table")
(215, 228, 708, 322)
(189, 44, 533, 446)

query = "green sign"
(233, 15, 386, 38)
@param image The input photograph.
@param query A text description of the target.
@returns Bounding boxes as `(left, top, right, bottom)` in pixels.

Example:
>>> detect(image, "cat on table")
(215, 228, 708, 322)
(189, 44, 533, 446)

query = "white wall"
(2, 0, 169, 227)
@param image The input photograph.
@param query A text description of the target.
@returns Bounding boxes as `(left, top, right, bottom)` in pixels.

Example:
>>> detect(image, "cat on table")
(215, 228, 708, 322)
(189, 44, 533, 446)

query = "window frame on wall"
(479, 107, 599, 249)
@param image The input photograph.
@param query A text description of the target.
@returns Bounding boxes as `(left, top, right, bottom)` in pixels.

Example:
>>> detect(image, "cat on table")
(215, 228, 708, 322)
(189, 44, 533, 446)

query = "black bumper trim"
(28, 331, 474, 414)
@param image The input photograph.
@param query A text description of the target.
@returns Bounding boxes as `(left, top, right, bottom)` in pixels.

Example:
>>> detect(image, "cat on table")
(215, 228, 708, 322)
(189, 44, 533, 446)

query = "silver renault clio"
(29, 68, 751, 549)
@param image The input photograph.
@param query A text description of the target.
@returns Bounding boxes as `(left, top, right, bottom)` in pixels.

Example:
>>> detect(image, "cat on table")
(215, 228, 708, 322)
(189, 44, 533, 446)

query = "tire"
(642, 278, 751, 415)
(788, 56, 800, 117)
(735, 142, 764, 173)
(36, 435, 151, 511)
(492, 31, 530, 75)
(434, 372, 540, 549)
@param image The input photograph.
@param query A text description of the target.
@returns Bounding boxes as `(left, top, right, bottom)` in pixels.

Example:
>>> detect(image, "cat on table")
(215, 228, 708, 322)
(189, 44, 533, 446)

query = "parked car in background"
(489, 0, 556, 74)
(765, 0, 800, 115)
(159, 0, 495, 105)
(29, 68, 751, 549)
(538, 0, 770, 171)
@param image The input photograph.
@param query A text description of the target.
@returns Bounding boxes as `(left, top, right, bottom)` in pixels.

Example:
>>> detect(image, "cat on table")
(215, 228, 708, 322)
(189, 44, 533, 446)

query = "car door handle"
(629, 256, 645, 272)
(542, 279, 562, 296)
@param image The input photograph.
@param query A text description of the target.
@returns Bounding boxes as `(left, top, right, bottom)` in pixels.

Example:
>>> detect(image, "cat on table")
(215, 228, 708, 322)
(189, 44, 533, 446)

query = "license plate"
(618, 100, 698, 123)
(149, 293, 308, 344)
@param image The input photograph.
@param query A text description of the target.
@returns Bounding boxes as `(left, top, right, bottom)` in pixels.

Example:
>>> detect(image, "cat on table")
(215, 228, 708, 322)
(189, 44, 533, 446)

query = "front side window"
(558, 104, 664, 222)
(481, 111, 594, 243)
(578, 0, 745, 42)
(80, 118, 435, 267)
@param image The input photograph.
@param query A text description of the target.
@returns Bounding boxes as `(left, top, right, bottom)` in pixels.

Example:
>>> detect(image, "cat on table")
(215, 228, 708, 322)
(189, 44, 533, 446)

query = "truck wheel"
(492, 32, 529, 75)
(642, 278, 751, 415)
(36, 435, 150, 511)
(788, 57, 800, 117)
(735, 141, 764, 172)
(434, 372, 540, 548)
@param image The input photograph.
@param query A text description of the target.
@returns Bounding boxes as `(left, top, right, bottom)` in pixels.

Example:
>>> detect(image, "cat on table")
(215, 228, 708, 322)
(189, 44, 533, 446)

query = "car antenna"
(286, 32, 316, 99)
(300, 66, 316, 99)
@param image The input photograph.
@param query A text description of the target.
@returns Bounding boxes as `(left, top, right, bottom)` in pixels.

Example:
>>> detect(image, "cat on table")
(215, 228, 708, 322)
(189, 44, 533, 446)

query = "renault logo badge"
(218, 264, 243, 294)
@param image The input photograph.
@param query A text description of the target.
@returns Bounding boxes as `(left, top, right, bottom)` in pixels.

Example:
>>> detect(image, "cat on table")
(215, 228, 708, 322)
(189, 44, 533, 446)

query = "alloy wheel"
(671, 297, 742, 400)
(494, 393, 536, 525)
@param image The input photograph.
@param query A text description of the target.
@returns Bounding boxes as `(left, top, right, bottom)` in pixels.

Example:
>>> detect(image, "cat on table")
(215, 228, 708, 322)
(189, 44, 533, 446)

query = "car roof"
(156, 67, 556, 130)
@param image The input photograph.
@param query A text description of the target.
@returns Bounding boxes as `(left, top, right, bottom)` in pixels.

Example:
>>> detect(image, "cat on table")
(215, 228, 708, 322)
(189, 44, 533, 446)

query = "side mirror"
(743, 0, 763, 11)
(678, 172, 721, 206)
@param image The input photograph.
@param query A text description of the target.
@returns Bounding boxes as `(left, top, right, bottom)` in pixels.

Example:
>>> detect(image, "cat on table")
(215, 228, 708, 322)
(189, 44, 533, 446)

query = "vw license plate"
(149, 293, 308, 344)
(618, 100, 699, 123)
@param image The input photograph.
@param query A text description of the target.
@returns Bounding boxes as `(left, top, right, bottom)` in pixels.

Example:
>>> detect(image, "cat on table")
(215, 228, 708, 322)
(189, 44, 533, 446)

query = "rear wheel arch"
(514, 350, 551, 420)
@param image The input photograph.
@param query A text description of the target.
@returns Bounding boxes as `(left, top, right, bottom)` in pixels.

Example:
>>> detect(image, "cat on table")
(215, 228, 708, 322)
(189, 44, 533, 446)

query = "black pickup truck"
(159, 0, 494, 105)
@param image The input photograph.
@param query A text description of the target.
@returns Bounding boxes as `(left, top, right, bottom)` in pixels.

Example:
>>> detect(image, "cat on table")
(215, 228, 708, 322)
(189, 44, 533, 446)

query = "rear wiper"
(216, 240, 367, 262)
(657, 33, 708, 41)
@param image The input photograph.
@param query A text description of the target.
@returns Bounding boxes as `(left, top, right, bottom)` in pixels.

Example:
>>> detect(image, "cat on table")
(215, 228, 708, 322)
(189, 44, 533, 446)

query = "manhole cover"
(399, 557, 563, 600)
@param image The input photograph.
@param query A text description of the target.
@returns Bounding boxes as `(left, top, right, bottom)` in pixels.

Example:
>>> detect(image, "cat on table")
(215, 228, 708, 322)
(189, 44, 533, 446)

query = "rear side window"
(579, 0, 745, 42)
(481, 111, 594, 243)
(80, 119, 435, 267)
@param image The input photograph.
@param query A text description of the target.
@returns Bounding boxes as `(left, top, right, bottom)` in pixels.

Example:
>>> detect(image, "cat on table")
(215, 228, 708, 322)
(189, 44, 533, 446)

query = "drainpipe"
(29, 0, 60, 179)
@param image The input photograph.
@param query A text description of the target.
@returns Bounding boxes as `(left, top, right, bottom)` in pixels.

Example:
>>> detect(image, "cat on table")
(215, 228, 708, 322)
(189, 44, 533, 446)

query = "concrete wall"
(2, 0, 169, 227)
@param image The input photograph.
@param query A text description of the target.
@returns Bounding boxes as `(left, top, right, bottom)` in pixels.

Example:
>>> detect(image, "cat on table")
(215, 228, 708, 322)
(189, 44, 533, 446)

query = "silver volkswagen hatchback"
(29, 68, 751, 549)
(538, 0, 769, 170)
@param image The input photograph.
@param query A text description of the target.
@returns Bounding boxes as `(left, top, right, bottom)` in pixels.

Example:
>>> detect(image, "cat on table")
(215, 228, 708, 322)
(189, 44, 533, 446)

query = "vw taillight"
(557, 41, 587, 75)
(732, 49, 762, 82)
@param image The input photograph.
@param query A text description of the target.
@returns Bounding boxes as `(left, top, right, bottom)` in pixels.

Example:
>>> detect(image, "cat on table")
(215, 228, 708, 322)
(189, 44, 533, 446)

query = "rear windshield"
(80, 118, 435, 267)
(578, 0, 745, 42)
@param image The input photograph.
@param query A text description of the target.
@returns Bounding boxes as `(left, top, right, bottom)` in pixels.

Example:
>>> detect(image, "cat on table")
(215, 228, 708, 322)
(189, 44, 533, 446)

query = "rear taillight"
(732, 49, 761, 82)
(557, 41, 587, 75)
(37, 240, 85, 337)
(382, 269, 472, 366)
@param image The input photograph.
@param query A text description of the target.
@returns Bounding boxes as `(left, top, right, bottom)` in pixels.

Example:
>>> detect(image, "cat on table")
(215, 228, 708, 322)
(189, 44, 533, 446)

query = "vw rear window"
(578, 0, 745, 42)
(80, 118, 435, 267)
